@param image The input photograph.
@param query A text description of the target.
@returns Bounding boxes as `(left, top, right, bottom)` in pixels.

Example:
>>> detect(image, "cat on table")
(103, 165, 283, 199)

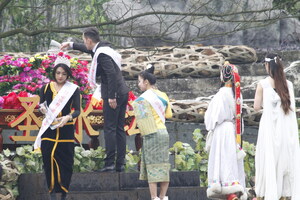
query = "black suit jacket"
(73, 42, 129, 99)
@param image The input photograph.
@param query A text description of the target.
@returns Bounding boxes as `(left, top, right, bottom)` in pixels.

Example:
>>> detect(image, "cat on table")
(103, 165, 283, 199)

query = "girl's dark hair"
(52, 64, 74, 82)
(139, 65, 156, 85)
(265, 53, 291, 114)
(83, 27, 100, 43)
(220, 64, 235, 97)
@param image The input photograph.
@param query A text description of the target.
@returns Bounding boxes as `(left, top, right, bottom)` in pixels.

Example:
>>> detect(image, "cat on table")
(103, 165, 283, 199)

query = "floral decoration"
(0, 52, 91, 109)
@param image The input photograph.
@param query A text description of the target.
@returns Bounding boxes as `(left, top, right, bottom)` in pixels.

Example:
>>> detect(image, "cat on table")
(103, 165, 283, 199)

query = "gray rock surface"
(103, 0, 300, 48)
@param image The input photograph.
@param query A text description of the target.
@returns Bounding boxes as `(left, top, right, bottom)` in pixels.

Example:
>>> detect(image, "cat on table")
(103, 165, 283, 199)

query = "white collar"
(92, 42, 100, 53)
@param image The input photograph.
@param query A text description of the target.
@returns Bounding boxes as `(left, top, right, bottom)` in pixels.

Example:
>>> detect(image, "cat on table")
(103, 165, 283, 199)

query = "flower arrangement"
(0, 52, 91, 109)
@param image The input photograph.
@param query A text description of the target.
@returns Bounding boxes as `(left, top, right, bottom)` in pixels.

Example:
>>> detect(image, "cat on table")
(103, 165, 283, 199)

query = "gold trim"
(42, 138, 74, 143)
(49, 128, 60, 192)
(54, 157, 69, 193)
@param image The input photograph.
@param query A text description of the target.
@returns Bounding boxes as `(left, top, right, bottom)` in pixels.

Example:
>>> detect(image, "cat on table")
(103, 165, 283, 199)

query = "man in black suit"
(61, 27, 130, 172)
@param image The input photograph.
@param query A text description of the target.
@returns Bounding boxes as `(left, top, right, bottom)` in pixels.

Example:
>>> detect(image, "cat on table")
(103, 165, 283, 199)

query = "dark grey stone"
(18, 171, 204, 200)
(119, 171, 200, 189)
(69, 172, 119, 191)
(137, 186, 208, 200)
(67, 191, 139, 200)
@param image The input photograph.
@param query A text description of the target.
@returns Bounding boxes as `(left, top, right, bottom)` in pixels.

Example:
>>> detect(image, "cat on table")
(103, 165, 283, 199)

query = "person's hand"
(60, 42, 71, 51)
(39, 104, 47, 114)
(108, 98, 117, 109)
(56, 115, 71, 128)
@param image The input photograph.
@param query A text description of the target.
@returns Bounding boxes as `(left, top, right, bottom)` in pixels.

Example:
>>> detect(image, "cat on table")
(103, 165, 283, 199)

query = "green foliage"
(0, 153, 20, 199)
(12, 145, 43, 173)
(79, 0, 109, 24)
(0, 128, 259, 198)
(242, 141, 256, 187)
(0, 145, 106, 199)
(125, 150, 140, 172)
(170, 129, 209, 186)
(192, 128, 209, 186)
(0, 82, 13, 96)
(73, 146, 106, 172)
(273, 0, 300, 17)
(170, 128, 256, 188)
(0, 0, 110, 52)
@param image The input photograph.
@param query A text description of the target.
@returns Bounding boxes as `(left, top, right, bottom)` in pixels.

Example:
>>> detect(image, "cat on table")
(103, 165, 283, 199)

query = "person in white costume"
(254, 53, 300, 200)
(205, 62, 247, 200)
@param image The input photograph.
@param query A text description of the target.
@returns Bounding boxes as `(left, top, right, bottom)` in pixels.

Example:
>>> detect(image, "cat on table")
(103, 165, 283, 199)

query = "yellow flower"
(34, 54, 41, 58)
(43, 55, 49, 60)
(70, 58, 77, 64)
(29, 57, 35, 62)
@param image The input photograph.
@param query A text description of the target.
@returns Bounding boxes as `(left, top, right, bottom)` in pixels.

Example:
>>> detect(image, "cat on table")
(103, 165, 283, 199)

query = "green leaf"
(199, 164, 207, 172)
(16, 147, 25, 156)
(3, 149, 11, 157)
(81, 150, 92, 157)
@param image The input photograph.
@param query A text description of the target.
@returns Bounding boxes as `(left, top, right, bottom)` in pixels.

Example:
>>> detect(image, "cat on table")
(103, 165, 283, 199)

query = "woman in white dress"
(205, 62, 247, 200)
(254, 53, 300, 200)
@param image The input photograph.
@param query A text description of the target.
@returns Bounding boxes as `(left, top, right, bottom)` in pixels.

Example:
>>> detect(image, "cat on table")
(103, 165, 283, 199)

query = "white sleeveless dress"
(255, 77, 300, 200)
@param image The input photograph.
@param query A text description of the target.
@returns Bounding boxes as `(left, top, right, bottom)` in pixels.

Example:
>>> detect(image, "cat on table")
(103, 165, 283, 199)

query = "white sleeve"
(70, 42, 74, 49)
(204, 91, 226, 131)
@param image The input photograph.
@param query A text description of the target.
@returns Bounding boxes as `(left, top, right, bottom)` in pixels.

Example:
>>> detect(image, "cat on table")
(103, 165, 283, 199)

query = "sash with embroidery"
(88, 46, 121, 105)
(141, 89, 166, 123)
(33, 81, 78, 149)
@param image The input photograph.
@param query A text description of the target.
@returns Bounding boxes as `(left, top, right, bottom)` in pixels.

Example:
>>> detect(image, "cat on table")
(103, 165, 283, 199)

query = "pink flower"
(0, 96, 4, 108)
(24, 67, 31, 72)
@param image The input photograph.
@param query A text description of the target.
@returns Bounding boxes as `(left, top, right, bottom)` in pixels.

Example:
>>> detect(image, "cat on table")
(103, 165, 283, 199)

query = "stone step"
(119, 171, 200, 189)
(17, 186, 208, 200)
(18, 171, 201, 199)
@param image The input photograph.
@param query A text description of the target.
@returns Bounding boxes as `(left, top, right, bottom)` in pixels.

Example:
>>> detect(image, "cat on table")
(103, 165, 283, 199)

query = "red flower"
(58, 52, 64, 56)
(2, 92, 22, 109)
(38, 68, 46, 73)
(18, 91, 29, 98)
(128, 91, 137, 101)
(65, 55, 71, 59)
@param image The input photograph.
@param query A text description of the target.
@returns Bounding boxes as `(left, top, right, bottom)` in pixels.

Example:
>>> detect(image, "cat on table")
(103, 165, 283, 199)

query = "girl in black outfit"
(38, 58, 81, 200)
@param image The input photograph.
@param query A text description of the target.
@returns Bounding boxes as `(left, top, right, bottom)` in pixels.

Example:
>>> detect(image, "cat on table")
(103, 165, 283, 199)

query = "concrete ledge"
(70, 172, 119, 191)
(119, 171, 200, 189)
(19, 187, 207, 200)
(18, 171, 203, 200)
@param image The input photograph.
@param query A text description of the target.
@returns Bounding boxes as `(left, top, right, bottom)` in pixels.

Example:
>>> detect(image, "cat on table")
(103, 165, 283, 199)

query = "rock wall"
(103, 0, 300, 48)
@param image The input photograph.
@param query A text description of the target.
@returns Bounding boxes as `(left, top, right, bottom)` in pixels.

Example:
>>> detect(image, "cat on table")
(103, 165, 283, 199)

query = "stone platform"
(17, 171, 207, 200)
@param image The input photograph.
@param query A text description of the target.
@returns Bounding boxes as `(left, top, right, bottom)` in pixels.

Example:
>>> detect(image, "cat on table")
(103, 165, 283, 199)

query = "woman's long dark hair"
(265, 53, 291, 114)
(52, 63, 74, 82)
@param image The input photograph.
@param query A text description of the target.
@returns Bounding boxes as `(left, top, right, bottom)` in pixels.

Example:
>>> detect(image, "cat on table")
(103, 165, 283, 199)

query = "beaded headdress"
(54, 56, 71, 67)
(222, 61, 242, 147)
